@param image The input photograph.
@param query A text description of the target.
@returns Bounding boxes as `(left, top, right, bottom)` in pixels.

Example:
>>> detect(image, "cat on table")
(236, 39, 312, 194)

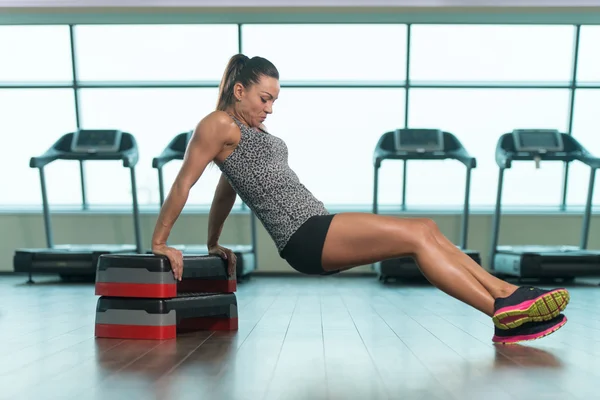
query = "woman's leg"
(412, 218, 518, 299)
(406, 218, 568, 329)
(321, 212, 502, 316)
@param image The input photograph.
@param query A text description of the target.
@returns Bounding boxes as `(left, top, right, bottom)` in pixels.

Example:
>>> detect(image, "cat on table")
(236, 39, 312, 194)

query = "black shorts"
(280, 214, 340, 275)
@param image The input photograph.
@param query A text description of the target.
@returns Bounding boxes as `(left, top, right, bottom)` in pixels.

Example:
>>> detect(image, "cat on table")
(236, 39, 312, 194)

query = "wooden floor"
(1, 274, 599, 400)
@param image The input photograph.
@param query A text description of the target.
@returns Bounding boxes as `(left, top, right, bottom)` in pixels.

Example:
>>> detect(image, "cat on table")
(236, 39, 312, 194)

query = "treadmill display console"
(72, 129, 122, 153)
(394, 129, 444, 152)
(512, 129, 563, 152)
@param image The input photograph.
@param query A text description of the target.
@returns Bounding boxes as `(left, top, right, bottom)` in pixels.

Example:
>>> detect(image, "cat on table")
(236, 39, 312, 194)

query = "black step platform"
(94, 292, 238, 339)
(95, 253, 236, 298)
(151, 244, 255, 281)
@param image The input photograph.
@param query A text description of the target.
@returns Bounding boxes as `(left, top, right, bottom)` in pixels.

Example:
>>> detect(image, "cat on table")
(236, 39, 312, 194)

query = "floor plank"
(0, 274, 598, 400)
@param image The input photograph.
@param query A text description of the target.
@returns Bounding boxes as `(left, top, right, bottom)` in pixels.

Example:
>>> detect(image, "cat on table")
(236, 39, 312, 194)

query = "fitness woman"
(151, 54, 569, 345)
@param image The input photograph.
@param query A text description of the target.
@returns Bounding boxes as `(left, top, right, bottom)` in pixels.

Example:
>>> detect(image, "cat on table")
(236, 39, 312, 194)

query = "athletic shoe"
(492, 286, 570, 330)
(492, 313, 567, 345)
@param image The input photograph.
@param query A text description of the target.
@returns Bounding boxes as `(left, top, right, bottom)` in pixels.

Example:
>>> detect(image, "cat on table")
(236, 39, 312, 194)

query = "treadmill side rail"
(493, 251, 600, 279)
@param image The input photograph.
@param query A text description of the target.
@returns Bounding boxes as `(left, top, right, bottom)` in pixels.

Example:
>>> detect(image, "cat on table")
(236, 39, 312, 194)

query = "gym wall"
(2, 5, 600, 274)
(1, 213, 599, 274)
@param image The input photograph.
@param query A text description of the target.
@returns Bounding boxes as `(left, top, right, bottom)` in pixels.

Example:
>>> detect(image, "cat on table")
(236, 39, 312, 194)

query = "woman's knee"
(415, 218, 440, 234)
(410, 219, 439, 251)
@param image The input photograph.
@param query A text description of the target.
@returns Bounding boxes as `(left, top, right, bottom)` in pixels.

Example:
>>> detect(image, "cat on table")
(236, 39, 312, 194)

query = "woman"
(152, 54, 569, 344)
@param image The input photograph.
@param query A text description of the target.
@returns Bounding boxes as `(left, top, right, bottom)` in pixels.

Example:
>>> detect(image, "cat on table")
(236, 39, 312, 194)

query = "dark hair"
(216, 54, 279, 111)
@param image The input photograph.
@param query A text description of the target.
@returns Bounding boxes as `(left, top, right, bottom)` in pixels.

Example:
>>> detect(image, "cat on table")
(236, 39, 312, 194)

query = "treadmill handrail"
(152, 131, 191, 170)
(29, 131, 139, 169)
(495, 132, 600, 169)
(29, 148, 62, 169)
(152, 148, 183, 170)
(373, 130, 477, 169)
(575, 148, 600, 169)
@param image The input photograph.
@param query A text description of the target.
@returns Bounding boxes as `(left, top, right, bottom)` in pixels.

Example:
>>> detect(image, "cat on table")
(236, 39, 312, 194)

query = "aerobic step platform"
(95, 293, 238, 339)
(95, 254, 236, 298)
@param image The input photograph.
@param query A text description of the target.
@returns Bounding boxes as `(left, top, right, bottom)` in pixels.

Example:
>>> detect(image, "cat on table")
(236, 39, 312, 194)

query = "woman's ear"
(233, 82, 244, 102)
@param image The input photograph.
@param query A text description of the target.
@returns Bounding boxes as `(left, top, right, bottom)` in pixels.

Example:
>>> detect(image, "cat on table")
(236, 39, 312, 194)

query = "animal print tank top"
(217, 114, 330, 253)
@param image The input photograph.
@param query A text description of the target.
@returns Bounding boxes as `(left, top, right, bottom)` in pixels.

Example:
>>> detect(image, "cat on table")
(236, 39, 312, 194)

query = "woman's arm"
(207, 173, 237, 248)
(206, 174, 239, 277)
(151, 111, 232, 279)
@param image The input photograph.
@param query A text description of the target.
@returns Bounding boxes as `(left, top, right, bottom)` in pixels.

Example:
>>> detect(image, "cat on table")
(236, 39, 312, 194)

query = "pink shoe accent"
(492, 316, 567, 344)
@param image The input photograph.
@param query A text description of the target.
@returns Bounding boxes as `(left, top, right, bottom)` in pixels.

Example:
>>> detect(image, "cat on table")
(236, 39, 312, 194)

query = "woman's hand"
(208, 244, 237, 278)
(152, 244, 184, 281)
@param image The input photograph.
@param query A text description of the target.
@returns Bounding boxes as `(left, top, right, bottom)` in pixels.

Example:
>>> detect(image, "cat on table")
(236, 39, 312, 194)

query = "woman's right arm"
(151, 112, 231, 280)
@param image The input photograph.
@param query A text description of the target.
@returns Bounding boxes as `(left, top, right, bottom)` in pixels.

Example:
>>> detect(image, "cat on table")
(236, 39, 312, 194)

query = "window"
(575, 26, 600, 84)
(409, 25, 575, 84)
(263, 88, 405, 206)
(0, 25, 73, 82)
(0, 89, 77, 206)
(567, 90, 600, 207)
(0, 22, 582, 213)
(78, 88, 222, 207)
(407, 89, 571, 207)
(241, 24, 407, 82)
(74, 25, 239, 81)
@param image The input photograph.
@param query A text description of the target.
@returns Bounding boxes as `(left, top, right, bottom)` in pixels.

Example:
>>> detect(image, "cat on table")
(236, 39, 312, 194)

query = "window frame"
(1, 22, 596, 215)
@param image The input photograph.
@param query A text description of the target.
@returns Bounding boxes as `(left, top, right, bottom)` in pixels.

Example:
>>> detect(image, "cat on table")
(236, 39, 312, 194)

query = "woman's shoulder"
(201, 110, 236, 128)
(189, 111, 240, 147)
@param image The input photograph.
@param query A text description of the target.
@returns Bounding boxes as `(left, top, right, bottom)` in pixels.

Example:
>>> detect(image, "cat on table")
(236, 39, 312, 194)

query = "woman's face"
(235, 75, 280, 127)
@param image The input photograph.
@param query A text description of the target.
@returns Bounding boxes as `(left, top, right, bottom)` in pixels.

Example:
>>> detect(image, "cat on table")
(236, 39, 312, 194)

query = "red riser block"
(95, 279, 236, 298)
(95, 318, 238, 340)
(95, 324, 177, 340)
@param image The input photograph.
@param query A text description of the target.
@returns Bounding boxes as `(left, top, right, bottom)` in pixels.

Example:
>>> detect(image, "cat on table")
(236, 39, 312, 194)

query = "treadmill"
(372, 128, 481, 282)
(152, 130, 256, 281)
(13, 129, 143, 282)
(490, 129, 600, 282)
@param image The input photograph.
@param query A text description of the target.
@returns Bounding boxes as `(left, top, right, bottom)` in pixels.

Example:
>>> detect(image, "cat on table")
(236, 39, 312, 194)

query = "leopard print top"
(217, 114, 330, 253)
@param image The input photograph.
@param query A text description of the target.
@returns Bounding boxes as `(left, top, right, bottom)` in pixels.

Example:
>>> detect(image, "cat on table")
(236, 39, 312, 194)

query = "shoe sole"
(492, 315, 567, 345)
(492, 289, 570, 330)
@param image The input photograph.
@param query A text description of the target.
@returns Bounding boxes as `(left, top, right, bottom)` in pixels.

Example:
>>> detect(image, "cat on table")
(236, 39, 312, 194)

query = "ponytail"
(216, 54, 249, 111)
(216, 54, 279, 111)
